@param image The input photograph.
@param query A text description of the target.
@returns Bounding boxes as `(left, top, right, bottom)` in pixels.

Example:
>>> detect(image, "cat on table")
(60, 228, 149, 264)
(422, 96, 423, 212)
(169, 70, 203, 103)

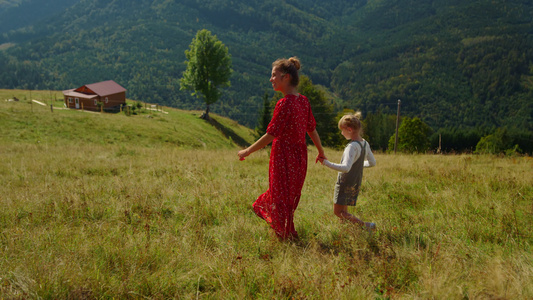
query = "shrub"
(388, 117, 432, 153)
(475, 128, 522, 155)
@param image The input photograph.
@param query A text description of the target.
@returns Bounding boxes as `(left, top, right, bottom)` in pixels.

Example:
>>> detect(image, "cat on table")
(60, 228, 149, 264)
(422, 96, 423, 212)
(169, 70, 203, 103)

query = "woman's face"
(270, 67, 288, 92)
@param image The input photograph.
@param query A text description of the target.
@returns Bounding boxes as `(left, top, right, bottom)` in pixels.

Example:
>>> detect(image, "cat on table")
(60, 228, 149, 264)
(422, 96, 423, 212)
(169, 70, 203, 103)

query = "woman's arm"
(237, 133, 275, 160)
(308, 128, 326, 163)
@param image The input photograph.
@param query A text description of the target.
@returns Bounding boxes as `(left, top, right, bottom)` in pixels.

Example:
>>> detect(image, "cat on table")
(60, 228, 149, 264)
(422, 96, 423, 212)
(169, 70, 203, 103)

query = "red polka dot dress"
(253, 94, 316, 240)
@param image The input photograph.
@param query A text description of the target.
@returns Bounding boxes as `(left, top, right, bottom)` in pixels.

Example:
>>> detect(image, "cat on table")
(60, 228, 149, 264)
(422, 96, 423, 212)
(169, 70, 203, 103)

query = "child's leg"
(334, 204, 364, 226)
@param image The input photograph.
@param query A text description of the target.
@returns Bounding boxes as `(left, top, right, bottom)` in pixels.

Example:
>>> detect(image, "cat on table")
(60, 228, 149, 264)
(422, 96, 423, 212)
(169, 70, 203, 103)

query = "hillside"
(0, 0, 531, 131)
(0, 89, 256, 149)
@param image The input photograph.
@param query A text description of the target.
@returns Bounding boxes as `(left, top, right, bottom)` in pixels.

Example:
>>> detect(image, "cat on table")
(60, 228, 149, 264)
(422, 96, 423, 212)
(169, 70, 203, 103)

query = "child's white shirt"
(323, 139, 376, 173)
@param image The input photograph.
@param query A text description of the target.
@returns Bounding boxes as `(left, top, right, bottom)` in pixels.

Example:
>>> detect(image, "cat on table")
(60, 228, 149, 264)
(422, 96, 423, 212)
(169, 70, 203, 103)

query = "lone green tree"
(180, 29, 232, 120)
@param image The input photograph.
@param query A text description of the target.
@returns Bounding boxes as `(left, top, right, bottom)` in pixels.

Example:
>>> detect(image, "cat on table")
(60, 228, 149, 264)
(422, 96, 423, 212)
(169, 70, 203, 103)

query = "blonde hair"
(272, 57, 301, 87)
(338, 112, 363, 133)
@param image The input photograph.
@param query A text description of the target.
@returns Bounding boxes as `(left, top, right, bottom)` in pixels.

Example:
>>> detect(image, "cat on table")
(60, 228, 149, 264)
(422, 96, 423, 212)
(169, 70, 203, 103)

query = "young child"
(320, 112, 377, 230)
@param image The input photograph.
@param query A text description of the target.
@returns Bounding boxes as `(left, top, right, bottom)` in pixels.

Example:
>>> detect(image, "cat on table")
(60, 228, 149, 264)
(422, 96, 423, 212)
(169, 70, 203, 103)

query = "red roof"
(62, 89, 98, 99)
(63, 80, 126, 97)
(83, 80, 126, 97)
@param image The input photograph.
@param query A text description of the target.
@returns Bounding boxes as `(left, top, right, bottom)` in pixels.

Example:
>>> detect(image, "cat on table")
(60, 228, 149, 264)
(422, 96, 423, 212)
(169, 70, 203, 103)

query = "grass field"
(1, 94, 532, 299)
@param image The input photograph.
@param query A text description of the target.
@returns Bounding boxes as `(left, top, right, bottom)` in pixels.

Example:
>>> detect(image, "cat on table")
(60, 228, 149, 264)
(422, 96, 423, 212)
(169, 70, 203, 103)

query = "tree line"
(257, 74, 532, 154)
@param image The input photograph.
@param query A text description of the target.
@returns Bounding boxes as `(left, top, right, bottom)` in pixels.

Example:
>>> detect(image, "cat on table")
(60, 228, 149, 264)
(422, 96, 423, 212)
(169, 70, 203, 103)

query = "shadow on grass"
(207, 116, 251, 148)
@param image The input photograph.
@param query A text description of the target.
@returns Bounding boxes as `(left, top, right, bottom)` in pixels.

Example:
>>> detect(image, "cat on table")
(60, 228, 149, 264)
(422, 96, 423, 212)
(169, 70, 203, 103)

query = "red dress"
(253, 94, 316, 240)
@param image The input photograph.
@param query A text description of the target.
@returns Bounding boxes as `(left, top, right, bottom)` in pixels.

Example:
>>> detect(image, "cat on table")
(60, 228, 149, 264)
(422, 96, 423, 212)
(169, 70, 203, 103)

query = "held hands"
(316, 153, 327, 164)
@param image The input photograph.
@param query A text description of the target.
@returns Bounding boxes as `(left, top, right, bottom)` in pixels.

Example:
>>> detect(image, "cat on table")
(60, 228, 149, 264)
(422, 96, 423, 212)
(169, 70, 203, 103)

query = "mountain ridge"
(0, 0, 531, 132)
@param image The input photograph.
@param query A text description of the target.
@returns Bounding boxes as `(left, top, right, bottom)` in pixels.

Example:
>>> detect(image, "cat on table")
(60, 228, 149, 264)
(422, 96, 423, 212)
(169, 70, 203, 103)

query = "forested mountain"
(0, 0, 532, 135)
(0, 0, 81, 33)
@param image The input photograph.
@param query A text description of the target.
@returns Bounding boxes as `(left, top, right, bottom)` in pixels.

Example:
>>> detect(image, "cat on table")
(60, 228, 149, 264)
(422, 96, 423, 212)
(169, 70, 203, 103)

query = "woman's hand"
(237, 133, 274, 161)
(238, 148, 249, 161)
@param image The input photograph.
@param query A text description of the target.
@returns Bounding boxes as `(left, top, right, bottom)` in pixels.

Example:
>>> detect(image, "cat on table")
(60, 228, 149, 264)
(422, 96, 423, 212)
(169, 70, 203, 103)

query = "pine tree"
(255, 92, 272, 138)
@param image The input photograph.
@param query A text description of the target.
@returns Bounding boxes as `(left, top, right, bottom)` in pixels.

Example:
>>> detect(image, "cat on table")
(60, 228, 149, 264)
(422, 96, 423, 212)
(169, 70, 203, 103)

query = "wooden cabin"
(63, 80, 126, 112)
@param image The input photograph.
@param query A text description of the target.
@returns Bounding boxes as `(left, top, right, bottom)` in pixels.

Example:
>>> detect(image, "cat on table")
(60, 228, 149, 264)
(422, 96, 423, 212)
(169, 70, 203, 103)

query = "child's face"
(340, 126, 353, 140)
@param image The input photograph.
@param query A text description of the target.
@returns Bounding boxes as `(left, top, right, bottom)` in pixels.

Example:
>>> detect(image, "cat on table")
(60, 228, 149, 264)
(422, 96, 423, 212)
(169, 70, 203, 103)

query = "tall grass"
(1, 97, 532, 298)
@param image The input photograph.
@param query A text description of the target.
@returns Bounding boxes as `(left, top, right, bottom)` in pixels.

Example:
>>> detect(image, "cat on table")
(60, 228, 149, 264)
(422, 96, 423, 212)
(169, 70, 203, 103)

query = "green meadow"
(1, 92, 532, 299)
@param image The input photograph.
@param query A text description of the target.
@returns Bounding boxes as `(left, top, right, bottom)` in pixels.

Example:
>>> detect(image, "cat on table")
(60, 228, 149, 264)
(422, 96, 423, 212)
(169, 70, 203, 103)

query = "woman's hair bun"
(289, 57, 301, 70)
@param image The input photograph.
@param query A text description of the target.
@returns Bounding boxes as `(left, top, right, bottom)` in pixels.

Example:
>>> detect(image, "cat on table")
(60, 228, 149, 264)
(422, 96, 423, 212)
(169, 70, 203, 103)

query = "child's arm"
(323, 143, 358, 173)
(364, 141, 376, 168)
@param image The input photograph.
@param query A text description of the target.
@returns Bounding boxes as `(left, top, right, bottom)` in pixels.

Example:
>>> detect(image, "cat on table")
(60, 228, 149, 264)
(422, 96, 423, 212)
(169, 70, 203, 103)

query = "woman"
(238, 57, 325, 240)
